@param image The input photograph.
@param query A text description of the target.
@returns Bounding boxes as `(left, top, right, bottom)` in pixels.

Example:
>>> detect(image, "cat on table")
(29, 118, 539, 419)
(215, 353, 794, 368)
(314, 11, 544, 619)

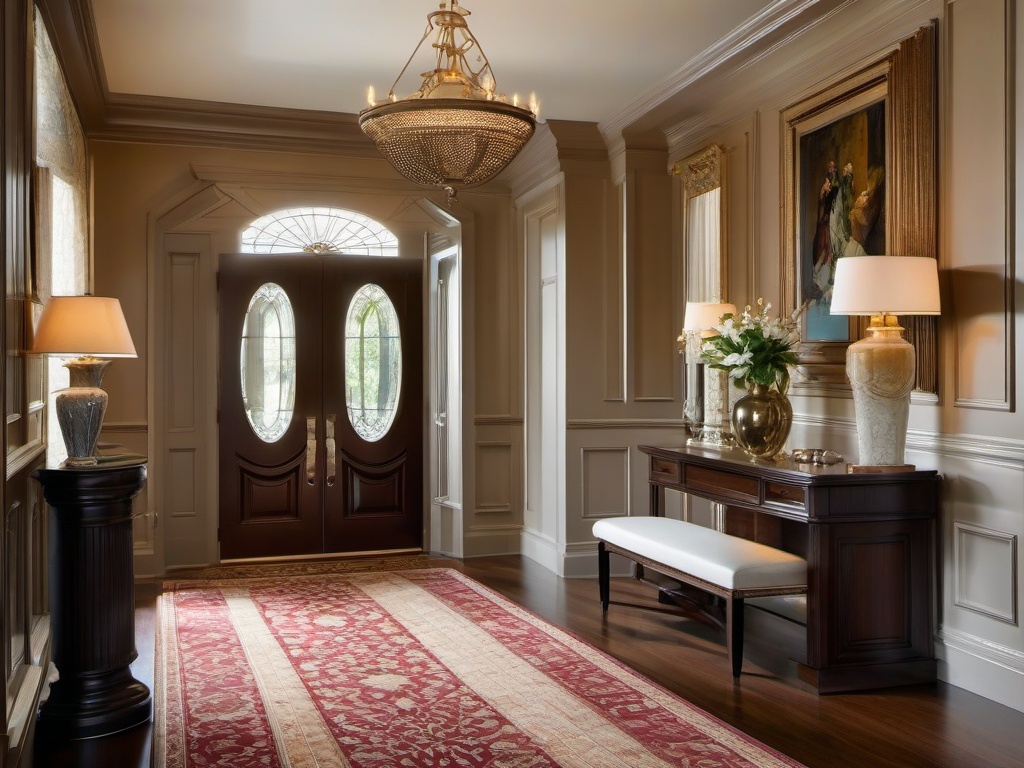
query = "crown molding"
(504, 123, 561, 199)
(36, 0, 378, 157)
(599, 0, 854, 140)
(36, 0, 108, 129)
(664, 0, 940, 154)
(96, 93, 376, 157)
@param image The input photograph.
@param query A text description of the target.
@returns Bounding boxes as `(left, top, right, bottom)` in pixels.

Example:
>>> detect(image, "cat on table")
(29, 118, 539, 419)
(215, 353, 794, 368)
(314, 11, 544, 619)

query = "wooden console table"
(32, 458, 151, 738)
(639, 444, 939, 693)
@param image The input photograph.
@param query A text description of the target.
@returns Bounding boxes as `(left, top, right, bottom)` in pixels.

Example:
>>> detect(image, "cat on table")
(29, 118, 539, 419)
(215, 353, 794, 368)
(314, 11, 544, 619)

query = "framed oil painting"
(782, 26, 937, 395)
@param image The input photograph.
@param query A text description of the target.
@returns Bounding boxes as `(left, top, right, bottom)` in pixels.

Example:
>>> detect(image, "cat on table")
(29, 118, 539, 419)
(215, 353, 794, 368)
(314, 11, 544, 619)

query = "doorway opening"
(219, 208, 421, 559)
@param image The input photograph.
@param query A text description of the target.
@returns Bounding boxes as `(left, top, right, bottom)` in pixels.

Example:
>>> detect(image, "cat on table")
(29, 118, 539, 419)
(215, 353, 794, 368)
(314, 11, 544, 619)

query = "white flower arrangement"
(700, 299, 804, 394)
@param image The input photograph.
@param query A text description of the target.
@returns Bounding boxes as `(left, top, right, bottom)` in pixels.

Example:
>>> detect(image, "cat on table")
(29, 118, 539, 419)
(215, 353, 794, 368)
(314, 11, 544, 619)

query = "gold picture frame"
(782, 25, 938, 396)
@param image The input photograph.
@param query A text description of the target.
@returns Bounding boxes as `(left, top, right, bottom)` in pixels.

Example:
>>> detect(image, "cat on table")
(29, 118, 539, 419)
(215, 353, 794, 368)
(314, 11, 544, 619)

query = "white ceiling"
(90, 0, 775, 125)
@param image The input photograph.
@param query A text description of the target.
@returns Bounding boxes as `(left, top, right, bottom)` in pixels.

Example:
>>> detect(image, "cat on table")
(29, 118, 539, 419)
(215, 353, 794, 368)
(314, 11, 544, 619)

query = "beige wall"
(518, 0, 1023, 713)
(87, 0, 1023, 715)
(90, 141, 525, 571)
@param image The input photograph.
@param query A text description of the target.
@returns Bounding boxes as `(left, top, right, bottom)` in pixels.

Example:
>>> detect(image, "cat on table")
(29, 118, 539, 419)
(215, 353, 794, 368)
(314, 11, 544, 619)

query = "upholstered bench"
(593, 516, 808, 677)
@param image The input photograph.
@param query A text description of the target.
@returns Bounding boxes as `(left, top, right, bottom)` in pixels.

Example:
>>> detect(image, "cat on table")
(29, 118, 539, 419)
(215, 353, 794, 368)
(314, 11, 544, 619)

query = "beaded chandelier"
(359, 1, 537, 203)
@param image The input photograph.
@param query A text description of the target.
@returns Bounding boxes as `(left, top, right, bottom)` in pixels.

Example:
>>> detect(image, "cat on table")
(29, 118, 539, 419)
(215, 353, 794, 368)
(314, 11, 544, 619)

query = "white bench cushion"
(593, 516, 806, 591)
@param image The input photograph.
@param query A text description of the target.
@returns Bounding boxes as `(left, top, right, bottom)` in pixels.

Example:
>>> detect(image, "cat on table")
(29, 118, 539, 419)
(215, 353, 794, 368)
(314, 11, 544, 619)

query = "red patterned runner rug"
(156, 568, 803, 767)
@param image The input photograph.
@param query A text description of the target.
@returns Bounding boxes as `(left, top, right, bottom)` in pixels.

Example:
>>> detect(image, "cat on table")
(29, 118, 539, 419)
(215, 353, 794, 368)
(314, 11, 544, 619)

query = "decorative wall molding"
(167, 449, 197, 519)
(663, 0, 937, 152)
(101, 422, 148, 433)
(580, 447, 630, 520)
(906, 429, 1024, 470)
(939, 626, 1024, 675)
(464, 525, 523, 560)
(794, 413, 1024, 469)
(567, 418, 688, 430)
(474, 416, 524, 427)
(168, 253, 200, 432)
(474, 442, 514, 514)
(954, 522, 1018, 625)
(949, 0, 1017, 411)
(603, 0, 854, 139)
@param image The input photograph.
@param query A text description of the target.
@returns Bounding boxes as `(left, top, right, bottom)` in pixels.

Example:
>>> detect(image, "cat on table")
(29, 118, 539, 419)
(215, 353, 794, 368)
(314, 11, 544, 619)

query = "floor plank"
(31, 555, 1024, 768)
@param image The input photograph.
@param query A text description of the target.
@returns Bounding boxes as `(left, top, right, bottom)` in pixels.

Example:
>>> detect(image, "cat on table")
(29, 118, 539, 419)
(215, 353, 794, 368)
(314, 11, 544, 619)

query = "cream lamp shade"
(32, 296, 136, 466)
(830, 256, 940, 316)
(682, 302, 738, 335)
(830, 256, 940, 469)
(33, 296, 137, 358)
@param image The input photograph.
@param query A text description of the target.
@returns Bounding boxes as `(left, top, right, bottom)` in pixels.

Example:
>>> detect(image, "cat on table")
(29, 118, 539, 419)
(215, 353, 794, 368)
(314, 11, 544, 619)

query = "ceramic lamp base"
(846, 323, 915, 466)
(56, 357, 113, 466)
(55, 387, 108, 466)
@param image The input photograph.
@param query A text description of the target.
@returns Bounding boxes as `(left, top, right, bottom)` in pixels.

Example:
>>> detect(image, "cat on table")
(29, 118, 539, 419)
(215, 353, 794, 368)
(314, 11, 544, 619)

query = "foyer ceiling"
(88, 0, 776, 125)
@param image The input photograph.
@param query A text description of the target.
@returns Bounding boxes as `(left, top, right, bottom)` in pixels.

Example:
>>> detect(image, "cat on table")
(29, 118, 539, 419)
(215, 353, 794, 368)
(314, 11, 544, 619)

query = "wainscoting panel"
(167, 449, 197, 519)
(470, 418, 524, 557)
(169, 253, 199, 429)
(954, 522, 1018, 625)
(564, 423, 690, 577)
(474, 442, 513, 514)
(624, 159, 674, 402)
(580, 447, 630, 520)
(948, 0, 1015, 410)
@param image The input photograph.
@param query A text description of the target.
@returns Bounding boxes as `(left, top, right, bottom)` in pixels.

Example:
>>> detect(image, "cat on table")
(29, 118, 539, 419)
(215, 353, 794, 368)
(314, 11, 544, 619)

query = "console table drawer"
(765, 481, 806, 510)
(651, 458, 681, 484)
(687, 465, 759, 503)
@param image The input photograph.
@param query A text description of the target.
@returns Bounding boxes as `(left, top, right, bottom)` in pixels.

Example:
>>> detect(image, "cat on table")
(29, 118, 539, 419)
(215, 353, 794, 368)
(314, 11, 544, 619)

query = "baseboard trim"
(937, 627, 1024, 713)
(519, 529, 561, 574)
(462, 526, 522, 559)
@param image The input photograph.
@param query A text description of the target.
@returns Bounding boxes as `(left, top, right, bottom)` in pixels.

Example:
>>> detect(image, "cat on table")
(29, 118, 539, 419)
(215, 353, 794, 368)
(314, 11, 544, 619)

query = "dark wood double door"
(218, 253, 423, 559)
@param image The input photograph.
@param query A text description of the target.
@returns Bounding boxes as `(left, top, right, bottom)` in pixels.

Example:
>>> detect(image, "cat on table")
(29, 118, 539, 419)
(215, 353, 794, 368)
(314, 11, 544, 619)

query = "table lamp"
(680, 301, 737, 447)
(32, 296, 137, 466)
(830, 256, 940, 469)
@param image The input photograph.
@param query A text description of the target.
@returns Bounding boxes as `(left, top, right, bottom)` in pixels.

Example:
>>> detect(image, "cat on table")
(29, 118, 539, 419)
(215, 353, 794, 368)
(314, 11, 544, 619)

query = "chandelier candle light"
(359, 0, 537, 204)
(830, 255, 940, 470)
(32, 296, 137, 466)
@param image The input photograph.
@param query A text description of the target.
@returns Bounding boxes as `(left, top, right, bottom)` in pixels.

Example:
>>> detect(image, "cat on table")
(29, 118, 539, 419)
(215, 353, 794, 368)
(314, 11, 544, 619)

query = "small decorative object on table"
(792, 448, 844, 465)
(701, 299, 803, 459)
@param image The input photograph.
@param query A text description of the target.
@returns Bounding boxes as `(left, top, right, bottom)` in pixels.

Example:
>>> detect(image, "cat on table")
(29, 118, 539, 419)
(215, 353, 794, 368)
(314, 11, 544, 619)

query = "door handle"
(326, 414, 337, 487)
(306, 417, 317, 485)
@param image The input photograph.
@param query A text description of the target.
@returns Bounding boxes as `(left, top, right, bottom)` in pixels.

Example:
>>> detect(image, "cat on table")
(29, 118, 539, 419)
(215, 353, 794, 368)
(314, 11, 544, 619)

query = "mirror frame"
(674, 144, 728, 304)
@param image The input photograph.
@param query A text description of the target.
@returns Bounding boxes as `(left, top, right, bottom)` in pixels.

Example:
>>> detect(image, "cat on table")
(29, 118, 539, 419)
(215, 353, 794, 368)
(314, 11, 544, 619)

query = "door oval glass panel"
(240, 282, 296, 442)
(344, 283, 402, 442)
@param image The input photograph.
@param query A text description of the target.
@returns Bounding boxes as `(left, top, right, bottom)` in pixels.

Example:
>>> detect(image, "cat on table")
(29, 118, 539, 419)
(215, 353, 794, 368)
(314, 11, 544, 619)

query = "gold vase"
(732, 382, 793, 459)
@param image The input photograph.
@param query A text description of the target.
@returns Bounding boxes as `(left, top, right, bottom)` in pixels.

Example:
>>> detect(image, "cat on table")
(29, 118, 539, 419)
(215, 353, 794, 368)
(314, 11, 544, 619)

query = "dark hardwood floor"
(30, 554, 1024, 767)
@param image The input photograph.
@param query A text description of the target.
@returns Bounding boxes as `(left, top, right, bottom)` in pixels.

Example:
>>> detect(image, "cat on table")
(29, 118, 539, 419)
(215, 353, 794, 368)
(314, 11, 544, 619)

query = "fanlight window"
(344, 284, 402, 442)
(240, 283, 297, 442)
(241, 207, 398, 256)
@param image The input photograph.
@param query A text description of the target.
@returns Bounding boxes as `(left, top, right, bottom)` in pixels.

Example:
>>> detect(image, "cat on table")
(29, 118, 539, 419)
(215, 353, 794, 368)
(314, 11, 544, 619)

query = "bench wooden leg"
(726, 596, 745, 677)
(598, 541, 610, 611)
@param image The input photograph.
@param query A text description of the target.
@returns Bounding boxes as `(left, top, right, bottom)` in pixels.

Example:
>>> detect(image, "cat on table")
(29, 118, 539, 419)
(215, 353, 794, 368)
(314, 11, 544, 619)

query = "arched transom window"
(241, 207, 398, 256)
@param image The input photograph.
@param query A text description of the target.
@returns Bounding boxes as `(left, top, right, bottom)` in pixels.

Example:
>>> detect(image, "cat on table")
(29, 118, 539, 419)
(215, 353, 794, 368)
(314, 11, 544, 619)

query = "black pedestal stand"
(32, 459, 151, 739)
